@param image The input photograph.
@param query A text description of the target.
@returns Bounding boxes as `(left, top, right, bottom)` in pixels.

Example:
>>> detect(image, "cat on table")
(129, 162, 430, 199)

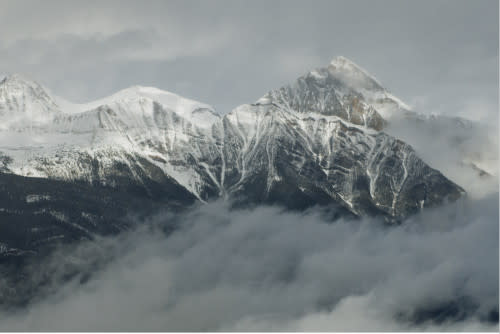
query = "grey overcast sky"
(0, 0, 498, 120)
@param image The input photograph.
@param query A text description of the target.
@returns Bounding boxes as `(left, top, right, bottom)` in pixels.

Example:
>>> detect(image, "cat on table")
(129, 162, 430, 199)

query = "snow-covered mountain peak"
(109, 85, 214, 113)
(253, 57, 412, 124)
(1, 73, 37, 86)
(0, 74, 60, 129)
(328, 56, 385, 92)
(329, 56, 363, 71)
(327, 57, 412, 116)
(0, 73, 54, 100)
(55, 85, 220, 128)
(251, 59, 388, 130)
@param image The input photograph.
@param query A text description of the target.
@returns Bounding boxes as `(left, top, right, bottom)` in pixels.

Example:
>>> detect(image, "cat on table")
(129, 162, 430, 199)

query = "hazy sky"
(0, 0, 498, 120)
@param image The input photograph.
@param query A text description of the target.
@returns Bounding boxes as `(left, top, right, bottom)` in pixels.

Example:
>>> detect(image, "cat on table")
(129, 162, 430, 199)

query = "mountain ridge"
(0, 57, 465, 221)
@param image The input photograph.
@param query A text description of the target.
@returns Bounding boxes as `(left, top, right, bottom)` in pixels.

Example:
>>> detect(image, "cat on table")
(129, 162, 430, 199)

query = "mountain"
(221, 57, 464, 217)
(0, 76, 224, 201)
(0, 57, 467, 261)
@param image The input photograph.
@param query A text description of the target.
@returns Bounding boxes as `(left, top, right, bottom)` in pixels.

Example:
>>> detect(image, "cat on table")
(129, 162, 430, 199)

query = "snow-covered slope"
(0, 59, 466, 220)
(0, 76, 224, 201)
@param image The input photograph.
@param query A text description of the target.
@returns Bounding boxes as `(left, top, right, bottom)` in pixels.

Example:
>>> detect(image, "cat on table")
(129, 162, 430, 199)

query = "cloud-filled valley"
(0, 190, 497, 331)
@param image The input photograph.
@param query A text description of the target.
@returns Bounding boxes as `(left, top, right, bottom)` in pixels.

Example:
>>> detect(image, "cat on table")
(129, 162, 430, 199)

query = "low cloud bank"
(385, 115, 499, 200)
(0, 191, 497, 331)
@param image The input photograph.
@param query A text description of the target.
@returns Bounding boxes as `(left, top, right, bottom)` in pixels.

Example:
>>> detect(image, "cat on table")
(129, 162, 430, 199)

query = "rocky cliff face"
(222, 97, 462, 220)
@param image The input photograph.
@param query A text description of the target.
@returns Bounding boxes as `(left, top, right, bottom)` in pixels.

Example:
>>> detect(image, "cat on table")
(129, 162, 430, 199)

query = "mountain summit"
(329, 56, 385, 91)
(0, 74, 60, 129)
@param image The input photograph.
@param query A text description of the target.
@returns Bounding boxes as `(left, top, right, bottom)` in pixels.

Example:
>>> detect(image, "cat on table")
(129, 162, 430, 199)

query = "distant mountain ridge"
(0, 57, 464, 223)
